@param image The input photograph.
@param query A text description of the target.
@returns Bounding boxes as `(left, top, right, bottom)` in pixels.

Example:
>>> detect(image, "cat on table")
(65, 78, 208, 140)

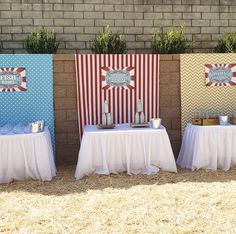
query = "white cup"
(219, 116, 228, 125)
(151, 118, 162, 129)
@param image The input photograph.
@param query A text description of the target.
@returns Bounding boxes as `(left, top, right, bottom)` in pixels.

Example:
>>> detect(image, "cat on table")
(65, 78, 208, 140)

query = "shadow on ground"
(0, 165, 236, 196)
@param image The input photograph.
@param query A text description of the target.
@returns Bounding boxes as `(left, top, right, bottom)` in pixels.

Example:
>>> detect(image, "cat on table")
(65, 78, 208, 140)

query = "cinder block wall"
(159, 55, 181, 157)
(54, 54, 79, 165)
(53, 54, 181, 165)
(0, 0, 236, 53)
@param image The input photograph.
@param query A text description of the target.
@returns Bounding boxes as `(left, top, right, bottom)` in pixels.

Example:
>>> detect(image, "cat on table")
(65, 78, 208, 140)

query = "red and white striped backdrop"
(75, 54, 160, 139)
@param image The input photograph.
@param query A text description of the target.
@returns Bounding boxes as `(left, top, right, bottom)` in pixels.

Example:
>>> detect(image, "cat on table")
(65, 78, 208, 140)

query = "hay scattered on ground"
(1, 166, 236, 233)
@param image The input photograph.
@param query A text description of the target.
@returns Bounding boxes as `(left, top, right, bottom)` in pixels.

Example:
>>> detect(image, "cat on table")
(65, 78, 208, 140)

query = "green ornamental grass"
(151, 25, 191, 54)
(91, 26, 126, 54)
(25, 27, 60, 54)
(214, 32, 236, 53)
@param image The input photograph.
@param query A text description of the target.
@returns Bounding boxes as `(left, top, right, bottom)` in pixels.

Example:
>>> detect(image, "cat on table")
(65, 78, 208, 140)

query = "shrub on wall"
(25, 28, 60, 54)
(151, 25, 191, 54)
(214, 32, 236, 53)
(91, 26, 126, 54)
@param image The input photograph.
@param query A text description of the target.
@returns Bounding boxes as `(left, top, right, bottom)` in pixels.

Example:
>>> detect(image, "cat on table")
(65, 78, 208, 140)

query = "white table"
(177, 123, 236, 171)
(0, 128, 56, 183)
(75, 124, 177, 180)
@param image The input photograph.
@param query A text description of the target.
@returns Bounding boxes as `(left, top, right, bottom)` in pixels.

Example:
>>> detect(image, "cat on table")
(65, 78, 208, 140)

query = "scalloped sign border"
(0, 68, 27, 92)
(205, 64, 236, 86)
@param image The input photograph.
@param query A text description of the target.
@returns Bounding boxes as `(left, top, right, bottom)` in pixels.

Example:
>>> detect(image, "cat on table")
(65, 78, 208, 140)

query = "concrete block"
(0, 3, 10, 10)
(76, 34, 96, 41)
(229, 20, 236, 26)
(64, 12, 83, 18)
(54, 3, 73, 11)
(201, 41, 218, 48)
(201, 26, 219, 33)
(105, 12, 123, 19)
(84, 12, 103, 19)
(115, 5, 133, 12)
(43, 11, 63, 18)
(192, 19, 210, 26)
(96, 19, 115, 26)
(11, 3, 32, 10)
(95, 4, 114, 11)
(1, 11, 21, 18)
(3, 42, 24, 49)
(211, 6, 228, 12)
(163, 0, 181, 4)
(172, 20, 191, 26)
(104, 0, 123, 3)
(33, 3, 53, 11)
(183, 12, 201, 19)
(220, 26, 236, 33)
(201, 0, 219, 4)
(115, 19, 133, 26)
(0, 34, 12, 40)
(0, 19, 12, 25)
(135, 5, 153, 12)
(23, 11, 42, 18)
(126, 41, 145, 49)
(34, 19, 53, 26)
(2, 26, 22, 33)
(64, 27, 83, 33)
(173, 5, 192, 12)
(202, 12, 220, 19)
(85, 26, 103, 34)
(153, 19, 172, 27)
(193, 34, 212, 41)
(57, 34, 76, 41)
(211, 19, 228, 26)
(192, 5, 211, 12)
(220, 13, 236, 19)
(12, 19, 33, 26)
(144, 13, 163, 20)
(154, 5, 172, 12)
(182, 0, 200, 4)
(74, 4, 94, 11)
(164, 13, 182, 19)
(83, 0, 103, 3)
(124, 12, 143, 19)
(135, 19, 153, 27)
(124, 27, 142, 34)
(54, 19, 74, 26)
(75, 19, 94, 26)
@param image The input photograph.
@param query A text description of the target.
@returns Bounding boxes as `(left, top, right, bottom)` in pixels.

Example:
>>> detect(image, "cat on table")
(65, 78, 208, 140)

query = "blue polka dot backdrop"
(0, 54, 55, 155)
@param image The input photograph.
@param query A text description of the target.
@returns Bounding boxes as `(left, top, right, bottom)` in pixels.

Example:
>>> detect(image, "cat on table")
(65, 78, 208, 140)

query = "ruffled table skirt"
(0, 128, 56, 184)
(177, 123, 236, 171)
(75, 124, 177, 180)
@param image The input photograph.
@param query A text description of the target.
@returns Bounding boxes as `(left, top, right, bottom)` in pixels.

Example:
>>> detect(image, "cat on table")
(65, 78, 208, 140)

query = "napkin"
(0, 124, 13, 135)
(13, 123, 25, 134)
(24, 125, 32, 134)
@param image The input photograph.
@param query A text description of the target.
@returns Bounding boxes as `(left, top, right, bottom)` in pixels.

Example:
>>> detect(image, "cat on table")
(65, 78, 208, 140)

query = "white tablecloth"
(0, 128, 56, 183)
(177, 123, 236, 171)
(75, 124, 177, 179)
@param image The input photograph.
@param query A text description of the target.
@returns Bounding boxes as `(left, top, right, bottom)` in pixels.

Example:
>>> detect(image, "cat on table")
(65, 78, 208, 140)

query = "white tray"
(130, 122, 150, 128)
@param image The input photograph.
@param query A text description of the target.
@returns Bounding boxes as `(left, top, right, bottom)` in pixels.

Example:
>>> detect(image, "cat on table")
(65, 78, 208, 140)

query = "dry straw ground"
(0, 166, 236, 234)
